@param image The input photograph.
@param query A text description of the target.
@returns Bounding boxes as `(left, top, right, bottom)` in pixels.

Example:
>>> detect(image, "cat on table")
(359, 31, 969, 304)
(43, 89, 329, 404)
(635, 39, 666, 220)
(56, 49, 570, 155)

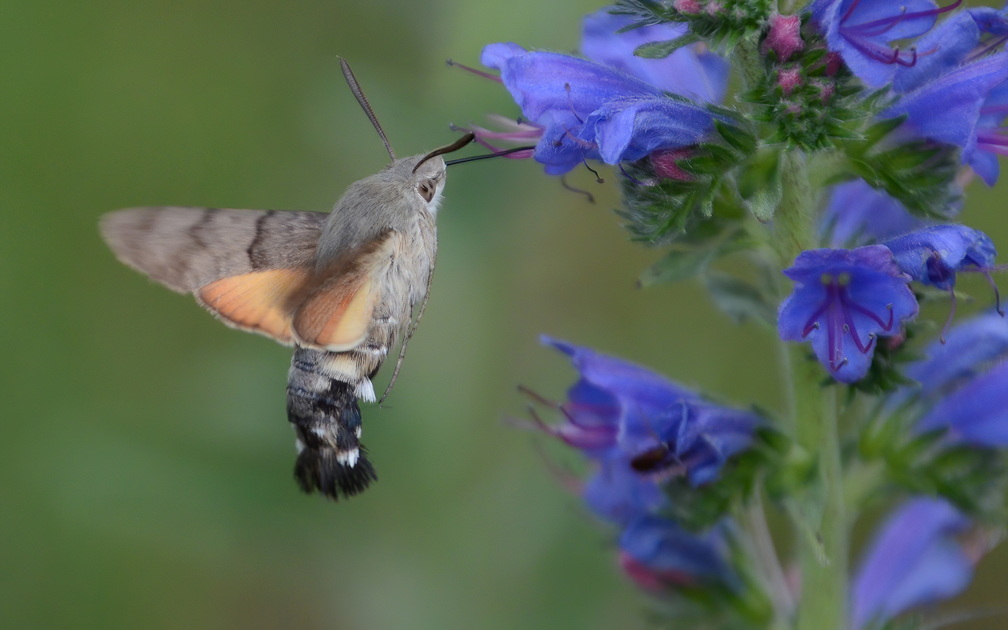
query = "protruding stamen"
(560, 176, 596, 203)
(939, 288, 958, 344)
(564, 83, 585, 123)
(984, 270, 1004, 316)
(582, 161, 605, 184)
(446, 58, 503, 83)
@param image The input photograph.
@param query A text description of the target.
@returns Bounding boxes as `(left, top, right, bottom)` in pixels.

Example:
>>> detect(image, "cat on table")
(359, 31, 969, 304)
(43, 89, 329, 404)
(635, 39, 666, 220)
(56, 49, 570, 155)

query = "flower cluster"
(533, 338, 758, 600)
(467, 2, 1008, 628)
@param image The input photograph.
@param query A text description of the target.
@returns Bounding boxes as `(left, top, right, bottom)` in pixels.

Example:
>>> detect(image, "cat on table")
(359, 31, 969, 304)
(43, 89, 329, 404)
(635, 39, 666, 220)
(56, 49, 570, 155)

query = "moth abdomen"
(287, 347, 377, 500)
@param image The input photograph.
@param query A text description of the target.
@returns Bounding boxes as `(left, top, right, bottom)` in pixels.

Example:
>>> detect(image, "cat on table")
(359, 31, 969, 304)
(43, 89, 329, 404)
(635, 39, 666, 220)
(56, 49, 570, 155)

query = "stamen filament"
(446, 58, 503, 83)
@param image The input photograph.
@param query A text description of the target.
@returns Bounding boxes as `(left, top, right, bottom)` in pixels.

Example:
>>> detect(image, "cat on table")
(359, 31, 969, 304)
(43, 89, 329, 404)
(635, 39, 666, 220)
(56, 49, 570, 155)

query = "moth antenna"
(340, 57, 396, 161)
(445, 144, 537, 166)
(412, 132, 476, 173)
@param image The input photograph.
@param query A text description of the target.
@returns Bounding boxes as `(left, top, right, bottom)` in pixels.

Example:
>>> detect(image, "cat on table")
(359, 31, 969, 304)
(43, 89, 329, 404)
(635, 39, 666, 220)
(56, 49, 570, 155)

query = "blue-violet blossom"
(618, 515, 736, 591)
(475, 9, 728, 174)
(538, 337, 760, 522)
(778, 246, 919, 383)
(810, 0, 961, 88)
(916, 360, 1008, 446)
(881, 225, 1000, 328)
(904, 312, 1008, 401)
(851, 498, 974, 630)
(884, 52, 1008, 185)
(820, 179, 927, 248)
(882, 6, 1008, 184)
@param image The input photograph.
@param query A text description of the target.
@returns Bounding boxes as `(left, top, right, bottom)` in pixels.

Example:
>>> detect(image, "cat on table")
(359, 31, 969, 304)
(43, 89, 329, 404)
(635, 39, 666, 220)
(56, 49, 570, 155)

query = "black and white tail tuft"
(287, 348, 377, 500)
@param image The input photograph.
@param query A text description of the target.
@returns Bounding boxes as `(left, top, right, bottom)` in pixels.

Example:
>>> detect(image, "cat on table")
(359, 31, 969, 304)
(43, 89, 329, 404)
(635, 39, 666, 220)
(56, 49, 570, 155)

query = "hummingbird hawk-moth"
(100, 60, 478, 501)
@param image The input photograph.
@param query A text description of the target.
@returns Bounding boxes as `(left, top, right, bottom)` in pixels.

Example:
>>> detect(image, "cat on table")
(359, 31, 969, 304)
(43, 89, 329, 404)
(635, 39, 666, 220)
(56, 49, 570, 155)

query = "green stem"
(772, 151, 815, 267)
(792, 354, 847, 630)
(773, 151, 849, 630)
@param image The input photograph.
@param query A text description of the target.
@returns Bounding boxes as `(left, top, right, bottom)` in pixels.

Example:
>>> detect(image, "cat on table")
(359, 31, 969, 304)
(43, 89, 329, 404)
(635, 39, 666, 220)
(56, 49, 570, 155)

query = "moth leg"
(379, 261, 436, 405)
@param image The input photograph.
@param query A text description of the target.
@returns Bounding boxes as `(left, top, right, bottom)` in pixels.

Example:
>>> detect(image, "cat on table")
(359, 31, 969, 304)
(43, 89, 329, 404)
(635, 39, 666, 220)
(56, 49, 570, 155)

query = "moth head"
(398, 132, 476, 215)
(389, 154, 447, 215)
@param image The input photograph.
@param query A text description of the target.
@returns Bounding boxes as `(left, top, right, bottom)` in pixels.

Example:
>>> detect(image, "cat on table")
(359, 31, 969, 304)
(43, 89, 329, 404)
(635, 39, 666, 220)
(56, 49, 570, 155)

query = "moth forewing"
(99, 207, 325, 293)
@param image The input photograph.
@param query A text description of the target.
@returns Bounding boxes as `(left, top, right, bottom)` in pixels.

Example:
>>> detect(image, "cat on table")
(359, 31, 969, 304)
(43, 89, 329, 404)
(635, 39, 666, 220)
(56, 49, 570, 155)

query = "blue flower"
(851, 498, 973, 630)
(883, 313, 1008, 439)
(877, 7, 1008, 184)
(820, 179, 927, 247)
(969, 5, 1008, 39)
(810, 0, 960, 87)
(904, 312, 1008, 401)
(891, 10, 985, 93)
(882, 225, 997, 290)
(883, 52, 1008, 185)
(618, 515, 736, 590)
(539, 336, 697, 455)
(917, 360, 1008, 446)
(584, 458, 669, 525)
(470, 9, 728, 175)
(972, 78, 1008, 185)
(479, 43, 718, 174)
(538, 337, 760, 521)
(778, 246, 919, 383)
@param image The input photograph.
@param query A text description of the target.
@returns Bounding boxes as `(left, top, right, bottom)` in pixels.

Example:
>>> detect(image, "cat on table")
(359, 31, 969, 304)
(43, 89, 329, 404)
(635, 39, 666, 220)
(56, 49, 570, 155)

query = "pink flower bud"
(764, 14, 803, 62)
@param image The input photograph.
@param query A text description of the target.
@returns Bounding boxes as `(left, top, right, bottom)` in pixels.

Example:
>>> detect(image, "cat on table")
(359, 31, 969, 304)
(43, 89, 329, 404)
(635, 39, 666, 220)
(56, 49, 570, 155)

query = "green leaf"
(737, 148, 782, 222)
(638, 248, 716, 287)
(634, 35, 698, 59)
(715, 120, 757, 155)
(704, 272, 776, 326)
(861, 115, 906, 149)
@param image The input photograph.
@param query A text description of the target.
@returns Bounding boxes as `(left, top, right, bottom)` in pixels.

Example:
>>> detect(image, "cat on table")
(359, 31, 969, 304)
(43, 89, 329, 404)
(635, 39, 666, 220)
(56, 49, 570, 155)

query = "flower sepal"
(633, 33, 703, 60)
(618, 122, 755, 243)
(613, 0, 775, 51)
(653, 425, 784, 531)
(843, 134, 962, 220)
(861, 417, 1008, 517)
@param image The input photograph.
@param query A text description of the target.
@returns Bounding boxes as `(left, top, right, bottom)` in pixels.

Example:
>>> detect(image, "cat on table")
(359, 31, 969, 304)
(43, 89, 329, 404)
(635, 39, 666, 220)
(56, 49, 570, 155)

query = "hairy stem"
(792, 356, 847, 630)
(774, 150, 849, 630)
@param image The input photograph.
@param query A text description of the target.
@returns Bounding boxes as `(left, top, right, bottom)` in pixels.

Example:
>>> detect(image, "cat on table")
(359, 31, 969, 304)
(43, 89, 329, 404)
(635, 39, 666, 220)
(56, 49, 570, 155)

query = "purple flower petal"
(973, 79, 1008, 185)
(820, 179, 929, 247)
(812, 0, 949, 87)
(917, 360, 1008, 445)
(580, 8, 728, 103)
(851, 498, 973, 629)
(906, 312, 1008, 395)
(619, 515, 734, 584)
(778, 246, 919, 383)
(892, 11, 983, 93)
(480, 41, 718, 174)
(541, 338, 760, 504)
(883, 52, 1008, 184)
(883, 224, 997, 291)
(580, 96, 715, 165)
(584, 457, 667, 524)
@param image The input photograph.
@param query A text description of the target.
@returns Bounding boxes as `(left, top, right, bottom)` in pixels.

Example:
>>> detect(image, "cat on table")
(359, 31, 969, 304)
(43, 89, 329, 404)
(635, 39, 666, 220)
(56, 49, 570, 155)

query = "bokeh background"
(3, 1, 1007, 628)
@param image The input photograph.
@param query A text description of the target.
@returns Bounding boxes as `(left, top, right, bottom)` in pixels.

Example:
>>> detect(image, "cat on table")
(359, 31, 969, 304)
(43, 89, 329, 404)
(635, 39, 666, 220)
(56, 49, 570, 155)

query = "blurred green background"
(3, 1, 1007, 629)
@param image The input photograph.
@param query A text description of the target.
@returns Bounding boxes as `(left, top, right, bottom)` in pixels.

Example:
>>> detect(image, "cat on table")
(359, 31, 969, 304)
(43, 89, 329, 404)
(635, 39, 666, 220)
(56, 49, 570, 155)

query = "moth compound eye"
(417, 180, 436, 203)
